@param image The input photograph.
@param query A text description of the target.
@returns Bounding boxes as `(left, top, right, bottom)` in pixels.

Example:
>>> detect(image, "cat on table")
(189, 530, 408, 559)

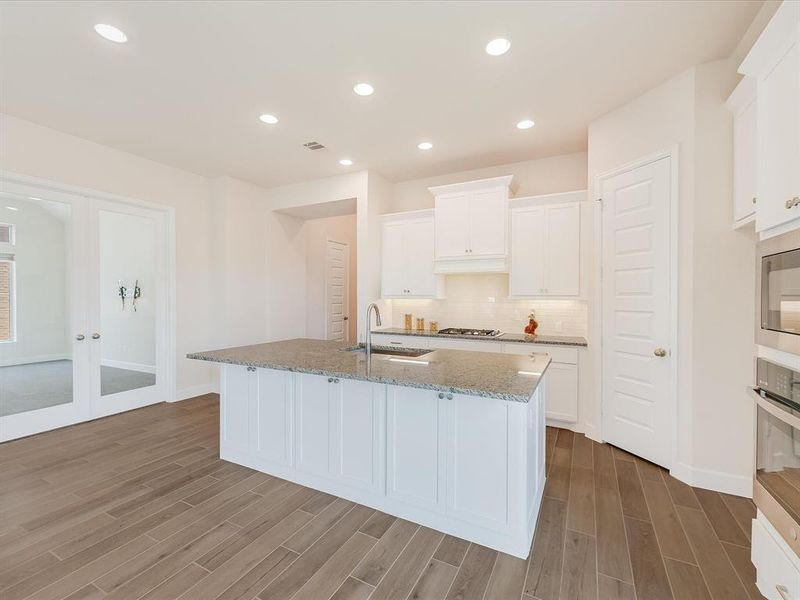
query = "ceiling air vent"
(0, 224, 13, 244)
(303, 141, 326, 150)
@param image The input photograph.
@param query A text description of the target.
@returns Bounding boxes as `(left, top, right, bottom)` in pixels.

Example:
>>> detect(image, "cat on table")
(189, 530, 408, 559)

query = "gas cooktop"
(437, 328, 503, 337)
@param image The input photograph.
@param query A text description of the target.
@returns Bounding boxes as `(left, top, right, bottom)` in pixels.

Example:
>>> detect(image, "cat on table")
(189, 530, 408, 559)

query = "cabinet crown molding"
(739, 0, 800, 77)
(428, 175, 516, 196)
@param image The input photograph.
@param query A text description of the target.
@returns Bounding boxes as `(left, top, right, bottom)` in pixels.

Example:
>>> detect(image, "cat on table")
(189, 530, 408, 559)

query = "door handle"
(343, 316, 349, 321)
(654, 348, 667, 357)
(786, 197, 800, 209)
(91, 333, 101, 340)
(75, 334, 85, 341)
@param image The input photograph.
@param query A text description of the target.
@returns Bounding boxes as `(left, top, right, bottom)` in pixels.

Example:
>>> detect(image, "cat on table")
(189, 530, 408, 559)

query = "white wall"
(99, 210, 156, 370)
(389, 151, 588, 213)
(305, 214, 357, 341)
(0, 200, 69, 366)
(0, 113, 216, 398)
(587, 61, 756, 495)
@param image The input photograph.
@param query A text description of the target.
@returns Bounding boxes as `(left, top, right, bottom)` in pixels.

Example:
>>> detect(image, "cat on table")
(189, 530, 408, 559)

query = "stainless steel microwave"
(758, 229, 800, 354)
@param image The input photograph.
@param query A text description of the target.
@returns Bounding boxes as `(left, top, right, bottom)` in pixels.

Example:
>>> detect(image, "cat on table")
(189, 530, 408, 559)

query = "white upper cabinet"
(381, 210, 438, 298)
(739, 1, 800, 233)
(726, 76, 758, 227)
(509, 192, 583, 297)
(430, 175, 515, 273)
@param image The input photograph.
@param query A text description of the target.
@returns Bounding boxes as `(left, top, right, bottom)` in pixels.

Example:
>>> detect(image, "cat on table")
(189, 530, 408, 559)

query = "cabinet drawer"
(753, 515, 800, 600)
(370, 334, 431, 349)
(501, 342, 579, 364)
(426, 337, 502, 352)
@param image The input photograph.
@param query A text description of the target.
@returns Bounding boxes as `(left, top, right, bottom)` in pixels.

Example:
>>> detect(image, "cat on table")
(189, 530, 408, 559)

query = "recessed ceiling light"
(417, 142, 433, 150)
(339, 159, 353, 166)
(516, 119, 535, 130)
(5, 206, 19, 211)
(353, 83, 374, 96)
(94, 24, 127, 43)
(259, 114, 278, 124)
(485, 38, 511, 56)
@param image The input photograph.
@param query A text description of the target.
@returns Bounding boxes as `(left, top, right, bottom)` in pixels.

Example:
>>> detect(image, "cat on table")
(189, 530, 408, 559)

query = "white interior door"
(601, 156, 673, 468)
(326, 240, 349, 342)
(90, 200, 169, 418)
(0, 183, 91, 442)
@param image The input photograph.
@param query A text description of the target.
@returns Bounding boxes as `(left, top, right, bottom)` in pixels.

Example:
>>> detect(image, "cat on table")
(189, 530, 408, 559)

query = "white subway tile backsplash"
(391, 274, 587, 336)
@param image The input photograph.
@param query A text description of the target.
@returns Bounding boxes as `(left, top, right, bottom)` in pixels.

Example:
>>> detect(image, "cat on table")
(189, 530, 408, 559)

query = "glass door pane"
(0, 188, 90, 441)
(91, 201, 165, 417)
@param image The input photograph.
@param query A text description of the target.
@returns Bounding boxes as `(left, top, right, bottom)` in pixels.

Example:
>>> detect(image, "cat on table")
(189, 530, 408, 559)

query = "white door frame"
(324, 238, 350, 343)
(591, 146, 679, 469)
(0, 171, 176, 440)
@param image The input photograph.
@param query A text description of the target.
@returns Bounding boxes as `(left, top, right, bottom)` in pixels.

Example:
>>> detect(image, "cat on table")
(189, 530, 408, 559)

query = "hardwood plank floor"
(0, 395, 763, 599)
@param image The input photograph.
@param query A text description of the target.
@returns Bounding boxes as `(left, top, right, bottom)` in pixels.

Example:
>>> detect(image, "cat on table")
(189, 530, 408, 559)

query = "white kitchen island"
(188, 338, 549, 558)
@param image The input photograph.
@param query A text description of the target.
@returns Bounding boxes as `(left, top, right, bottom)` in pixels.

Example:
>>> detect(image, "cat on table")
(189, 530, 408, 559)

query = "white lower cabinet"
(218, 364, 546, 558)
(295, 372, 382, 493)
(501, 342, 579, 424)
(386, 386, 447, 512)
(446, 393, 510, 530)
(753, 512, 800, 600)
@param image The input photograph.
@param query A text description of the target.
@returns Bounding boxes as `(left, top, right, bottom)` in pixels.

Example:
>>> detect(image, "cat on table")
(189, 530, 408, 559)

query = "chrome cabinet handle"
(776, 585, 791, 600)
(752, 197, 757, 204)
(247, 366, 256, 372)
(438, 392, 445, 399)
(786, 197, 800, 209)
(75, 334, 85, 341)
(334, 378, 339, 383)
(328, 377, 333, 383)
(654, 348, 667, 357)
(91, 333, 101, 340)
(446, 393, 453, 400)
(390, 341, 402, 345)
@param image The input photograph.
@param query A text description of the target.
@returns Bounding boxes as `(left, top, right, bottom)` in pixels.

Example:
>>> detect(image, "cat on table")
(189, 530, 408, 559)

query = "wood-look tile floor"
(0, 395, 763, 600)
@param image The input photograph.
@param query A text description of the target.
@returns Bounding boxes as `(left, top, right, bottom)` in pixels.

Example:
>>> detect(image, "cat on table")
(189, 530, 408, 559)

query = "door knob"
(75, 334, 85, 341)
(654, 348, 667, 357)
(91, 333, 101, 340)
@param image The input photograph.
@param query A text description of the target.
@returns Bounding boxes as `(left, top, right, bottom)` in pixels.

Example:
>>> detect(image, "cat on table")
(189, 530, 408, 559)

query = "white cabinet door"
(509, 201, 580, 297)
(509, 206, 545, 296)
(386, 386, 446, 512)
(469, 189, 507, 257)
(405, 219, 436, 296)
(252, 369, 293, 467)
(734, 95, 758, 224)
(544, 203, 580, 296)
(222, 366, 251, 452)
(756, 35, 800, 231)
(330, 378, 380, 492)
(446, 393, 509, 529)
(381, 221, 407, 297)
(544, 362, 578, 423)
(752, 517, 800, 600)
(435, 193, 471, 259)
(294, 372, 332, 477)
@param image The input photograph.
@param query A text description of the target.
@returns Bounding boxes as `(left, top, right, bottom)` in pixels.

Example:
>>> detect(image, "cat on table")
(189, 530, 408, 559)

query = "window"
(0, 258, 15, 342)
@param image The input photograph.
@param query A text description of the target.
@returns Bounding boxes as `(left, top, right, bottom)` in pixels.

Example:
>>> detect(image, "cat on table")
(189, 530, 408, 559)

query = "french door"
(0, 179, 170, 442)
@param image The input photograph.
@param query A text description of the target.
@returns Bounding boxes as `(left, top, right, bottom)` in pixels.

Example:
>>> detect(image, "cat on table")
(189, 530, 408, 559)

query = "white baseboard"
(173, 382, 219, 403)
(670, 461, 753, 498)
(0, 353, 70, 367)
(101, 359, 156, 374)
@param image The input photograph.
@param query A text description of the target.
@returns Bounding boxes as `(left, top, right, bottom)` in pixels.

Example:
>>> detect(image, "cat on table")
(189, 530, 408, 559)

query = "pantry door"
(0, 182, 92, 442)
(600, 155, 674, 469)
(88, 199, 170, 418)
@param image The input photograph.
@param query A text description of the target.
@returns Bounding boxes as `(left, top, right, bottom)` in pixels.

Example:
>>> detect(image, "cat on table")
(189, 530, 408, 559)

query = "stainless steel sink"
(343, 345, 432, 358)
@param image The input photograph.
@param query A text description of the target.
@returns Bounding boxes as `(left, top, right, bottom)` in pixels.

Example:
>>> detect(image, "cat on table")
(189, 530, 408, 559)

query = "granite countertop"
(372, 327, 588, 347)
(188, 338, 551, 403)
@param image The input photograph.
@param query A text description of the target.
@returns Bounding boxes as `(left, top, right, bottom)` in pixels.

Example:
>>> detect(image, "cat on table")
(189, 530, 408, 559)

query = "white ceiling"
(0, 1, 762, 188)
